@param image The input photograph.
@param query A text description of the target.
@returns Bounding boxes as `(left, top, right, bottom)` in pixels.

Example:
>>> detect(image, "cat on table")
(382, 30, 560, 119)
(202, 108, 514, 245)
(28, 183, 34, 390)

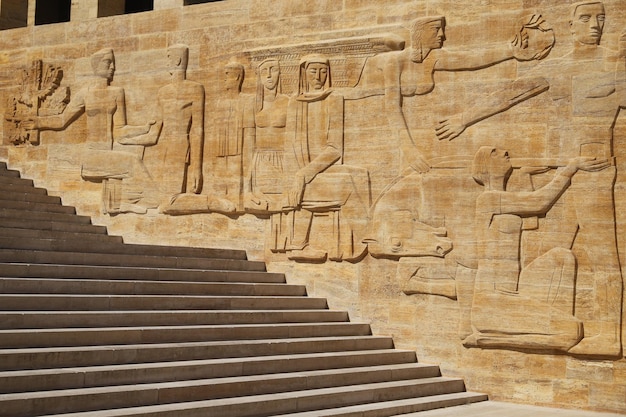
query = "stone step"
(0, 294, 326, 311)
(0, 174, 37, 188)
(0, 217, 108, 234)
(0, 277, 307, 297)
(0, 199, 76, 214)
(0, 226, 124, 244)
(0, 207, 92, 224)
(22, 377, 467, 417)
(0, 363, 442, 417)
(0, 248, 266, 271)
(0, 189, 62, 205)
(0, 322, 372, 349)
(102, 242, 249, 260)
(0, 349, 417, 393)
(0, 167, 20, 178)
(0, 309, 347, 329)
(0, 263, 283, 283)
(272, 392, 489, 416)
(0, 336, 393, 371)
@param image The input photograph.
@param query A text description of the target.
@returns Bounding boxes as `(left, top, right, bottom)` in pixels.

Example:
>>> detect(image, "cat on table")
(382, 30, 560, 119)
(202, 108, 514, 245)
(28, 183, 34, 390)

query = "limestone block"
(1, 0, 626, 413)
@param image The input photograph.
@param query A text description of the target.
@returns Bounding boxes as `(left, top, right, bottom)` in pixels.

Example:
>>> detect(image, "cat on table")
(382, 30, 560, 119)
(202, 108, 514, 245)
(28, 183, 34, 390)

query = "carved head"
(410, 16, 446, 62)
(167, 44, 189, 75)
(472, 146, 512, 188)
(258, 59, 280, 92)
(256, 58, 281, 112)
(224, 60, 245, 92)
(570, 1, 605, 46)
(91, 48, 115, 82)
(298, 55, 331, 94)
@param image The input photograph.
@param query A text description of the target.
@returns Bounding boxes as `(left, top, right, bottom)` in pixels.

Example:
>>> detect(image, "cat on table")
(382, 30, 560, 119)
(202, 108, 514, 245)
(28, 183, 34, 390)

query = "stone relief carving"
(466, 146, 609, 352)
(8, 4, 625, 358)
(4, 60, 68, 146)
(25, 48, 161, 215)
(141, 44, 204, 199)
(439, 1, 624, 357)
(243, 58, 290, 214)
(271, 55, 371, 263)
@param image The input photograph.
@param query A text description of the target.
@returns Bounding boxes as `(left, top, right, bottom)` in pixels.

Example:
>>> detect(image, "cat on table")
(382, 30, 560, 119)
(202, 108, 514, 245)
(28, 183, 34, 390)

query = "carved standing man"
(142, 44, 204, 199)
(213, 60, 254, 212)
(438, 1, 624, 356)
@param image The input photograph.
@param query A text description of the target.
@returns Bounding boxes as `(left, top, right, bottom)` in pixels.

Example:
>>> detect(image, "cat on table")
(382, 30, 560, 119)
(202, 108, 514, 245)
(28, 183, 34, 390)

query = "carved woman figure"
(244, 58, 290, 213)
(27, 48, 160, 214)
(467, 146, 608, 351)
(356, 15, 553, 173)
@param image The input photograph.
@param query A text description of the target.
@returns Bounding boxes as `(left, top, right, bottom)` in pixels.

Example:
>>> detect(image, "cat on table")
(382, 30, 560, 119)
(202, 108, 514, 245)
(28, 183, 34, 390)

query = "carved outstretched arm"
(31, 89, 85, 130)
(436, 76, 549, 141)
(499, 157, 609, 215)
(117, 120, 162, 146)
(434, 47, 514, 72)
(111, 89, 154, 140)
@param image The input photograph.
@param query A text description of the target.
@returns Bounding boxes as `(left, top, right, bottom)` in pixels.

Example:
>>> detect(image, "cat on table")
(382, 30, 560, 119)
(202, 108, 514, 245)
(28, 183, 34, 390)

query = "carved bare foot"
(288, 246, 327, 262)
(207, 196, 237, 214)
(118, 202, 148, 214)
(568, 322, 622, 357)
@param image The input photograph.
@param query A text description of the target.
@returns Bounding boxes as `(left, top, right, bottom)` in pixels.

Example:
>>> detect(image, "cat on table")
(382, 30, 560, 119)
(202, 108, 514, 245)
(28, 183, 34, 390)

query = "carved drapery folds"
(5, 2, 625, 358)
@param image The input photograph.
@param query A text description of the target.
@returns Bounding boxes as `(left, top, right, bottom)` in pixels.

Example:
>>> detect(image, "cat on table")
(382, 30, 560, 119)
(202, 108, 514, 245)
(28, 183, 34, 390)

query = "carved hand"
(284, 172, 306, 209)
(21, 116, 39, 130)
(573, 157, 611, 172)
(511, 14, 554, 61)
(436, 116, 466, 141)
(189, 167, 202, 194)
(562, 157, 610, 177)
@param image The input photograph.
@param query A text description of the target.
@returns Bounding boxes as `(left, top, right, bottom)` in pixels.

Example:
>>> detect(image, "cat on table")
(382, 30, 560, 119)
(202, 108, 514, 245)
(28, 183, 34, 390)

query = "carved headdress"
(296, 54, 333, 103)
(256, 58, 281, 112)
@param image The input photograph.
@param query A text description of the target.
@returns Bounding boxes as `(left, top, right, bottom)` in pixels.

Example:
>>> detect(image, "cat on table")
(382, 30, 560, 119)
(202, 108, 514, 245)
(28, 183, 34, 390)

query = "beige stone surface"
(1, 0, 626, 413)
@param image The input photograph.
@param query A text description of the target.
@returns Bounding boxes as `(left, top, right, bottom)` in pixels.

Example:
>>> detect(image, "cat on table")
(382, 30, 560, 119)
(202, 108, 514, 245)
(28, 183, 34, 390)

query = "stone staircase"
(0, 161, 488, 416)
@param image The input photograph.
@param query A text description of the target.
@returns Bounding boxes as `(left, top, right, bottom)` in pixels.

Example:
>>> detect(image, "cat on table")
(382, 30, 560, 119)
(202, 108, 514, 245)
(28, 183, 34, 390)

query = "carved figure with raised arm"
(467, 146, 609, 351)
(437, 1, 624, 356)
(356, 14, 554, 173)
(26, 48, 160, 214)
(277, 55, 371, 262)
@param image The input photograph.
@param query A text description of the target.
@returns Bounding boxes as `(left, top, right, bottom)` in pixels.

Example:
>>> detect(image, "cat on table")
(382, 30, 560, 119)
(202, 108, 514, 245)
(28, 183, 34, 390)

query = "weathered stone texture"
(1, 0, 626, 413)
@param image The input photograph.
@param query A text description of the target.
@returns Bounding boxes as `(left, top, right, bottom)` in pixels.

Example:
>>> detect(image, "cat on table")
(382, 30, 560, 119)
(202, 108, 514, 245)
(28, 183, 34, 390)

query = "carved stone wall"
(1, 0, 626, 413)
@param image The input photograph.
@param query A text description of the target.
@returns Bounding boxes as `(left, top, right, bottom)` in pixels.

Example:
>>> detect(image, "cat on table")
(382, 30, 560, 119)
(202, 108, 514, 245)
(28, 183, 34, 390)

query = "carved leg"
(568, 169, 623, 356)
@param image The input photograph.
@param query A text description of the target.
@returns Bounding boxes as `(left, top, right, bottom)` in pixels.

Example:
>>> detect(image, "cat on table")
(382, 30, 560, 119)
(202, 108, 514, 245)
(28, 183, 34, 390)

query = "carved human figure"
(277, 55, 371, 262)
(142, 44, 204, 198)
(356, 14, 554, 173)
(27, 48, 160, 214)
(243, 58, 290, 213)
(438, 2, 624, 356)
(213, 60, 254, 212)
(468, 146, 609, 351)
